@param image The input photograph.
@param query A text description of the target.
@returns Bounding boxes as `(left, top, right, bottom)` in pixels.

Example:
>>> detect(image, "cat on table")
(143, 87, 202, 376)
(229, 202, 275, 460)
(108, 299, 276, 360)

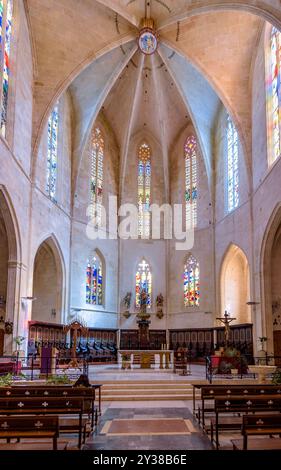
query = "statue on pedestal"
(156, 293, 164, 319)
(137, 289, 150, 320)
(123, 292, 132, 319)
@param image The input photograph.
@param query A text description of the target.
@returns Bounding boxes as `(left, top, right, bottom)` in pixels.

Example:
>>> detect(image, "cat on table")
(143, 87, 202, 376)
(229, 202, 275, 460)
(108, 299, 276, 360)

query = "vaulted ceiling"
(25, 0, 281, 193)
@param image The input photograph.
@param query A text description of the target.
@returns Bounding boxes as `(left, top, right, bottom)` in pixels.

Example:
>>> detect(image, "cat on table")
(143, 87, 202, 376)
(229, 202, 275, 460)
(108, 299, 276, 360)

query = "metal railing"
(0, 353, 89, 381)
(205, 354, 281, 383)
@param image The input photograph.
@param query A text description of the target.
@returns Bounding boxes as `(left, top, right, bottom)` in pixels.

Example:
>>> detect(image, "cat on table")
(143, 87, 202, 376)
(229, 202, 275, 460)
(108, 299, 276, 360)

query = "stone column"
(4, 261, 24, 355)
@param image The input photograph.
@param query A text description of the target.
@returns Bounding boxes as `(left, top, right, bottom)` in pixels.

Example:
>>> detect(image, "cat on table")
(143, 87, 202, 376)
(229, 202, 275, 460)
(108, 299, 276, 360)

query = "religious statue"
(216, 311, 236, 347)
(156, 293, 164, 319)
(137, 289, 150, 320)
(140, 289, 148, 312)
(123, 292, 132, 319)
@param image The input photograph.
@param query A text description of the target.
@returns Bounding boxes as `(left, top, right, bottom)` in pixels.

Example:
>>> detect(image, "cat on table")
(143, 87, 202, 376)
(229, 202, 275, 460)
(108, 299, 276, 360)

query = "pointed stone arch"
(261, 203, 281, 359)
(32, 235, 66, 324)
(220, 243, 251, 325)
(0, 186, 22, 353)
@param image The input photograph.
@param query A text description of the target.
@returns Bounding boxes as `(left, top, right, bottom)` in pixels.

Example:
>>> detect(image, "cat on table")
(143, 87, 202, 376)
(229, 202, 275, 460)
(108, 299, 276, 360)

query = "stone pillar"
(4, 261, 23, 355)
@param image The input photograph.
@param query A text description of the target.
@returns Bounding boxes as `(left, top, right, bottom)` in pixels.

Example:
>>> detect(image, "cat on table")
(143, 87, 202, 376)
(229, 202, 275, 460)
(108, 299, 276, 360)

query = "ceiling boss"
(138, 17, 158, 55)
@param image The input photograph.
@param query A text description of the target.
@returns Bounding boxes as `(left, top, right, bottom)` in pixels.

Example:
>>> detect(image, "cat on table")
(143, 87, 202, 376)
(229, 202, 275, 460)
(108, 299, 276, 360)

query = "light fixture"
(138, 18, 158, 55)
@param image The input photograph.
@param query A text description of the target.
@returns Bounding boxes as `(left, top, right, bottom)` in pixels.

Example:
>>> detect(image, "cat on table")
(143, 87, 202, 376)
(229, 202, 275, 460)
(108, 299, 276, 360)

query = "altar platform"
(118, 350, 174, 370)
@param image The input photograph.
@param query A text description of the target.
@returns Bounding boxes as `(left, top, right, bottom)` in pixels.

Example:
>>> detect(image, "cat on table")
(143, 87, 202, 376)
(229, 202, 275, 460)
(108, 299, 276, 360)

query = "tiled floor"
(84, 405, 212, 450)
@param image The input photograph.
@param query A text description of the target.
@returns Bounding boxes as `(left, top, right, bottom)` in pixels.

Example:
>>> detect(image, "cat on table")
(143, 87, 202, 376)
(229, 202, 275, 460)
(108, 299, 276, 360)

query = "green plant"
(46, 374, 72, 385)
(0, 373, 13, 387)
(13, 336, 25, 348)
(271, 368, 281, 385)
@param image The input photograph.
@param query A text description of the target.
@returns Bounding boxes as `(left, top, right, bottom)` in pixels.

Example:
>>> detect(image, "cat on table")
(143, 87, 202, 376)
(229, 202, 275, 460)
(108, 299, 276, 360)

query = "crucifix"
(216, 311, 236, 346)
(63, 320, 88, 369)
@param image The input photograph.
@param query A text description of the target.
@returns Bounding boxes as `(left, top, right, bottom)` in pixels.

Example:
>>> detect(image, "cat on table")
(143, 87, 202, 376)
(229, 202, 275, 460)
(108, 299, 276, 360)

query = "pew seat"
(0, 439, 69, 450)
(231, 438, 281, 450)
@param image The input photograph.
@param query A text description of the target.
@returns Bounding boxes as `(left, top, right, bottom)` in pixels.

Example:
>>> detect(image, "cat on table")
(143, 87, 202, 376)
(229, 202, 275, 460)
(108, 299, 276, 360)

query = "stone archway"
(32, 237, 65, 324)
(220, 244, 251, 324)
(0, 187, 21, 354)
(262, 205, 281, 360)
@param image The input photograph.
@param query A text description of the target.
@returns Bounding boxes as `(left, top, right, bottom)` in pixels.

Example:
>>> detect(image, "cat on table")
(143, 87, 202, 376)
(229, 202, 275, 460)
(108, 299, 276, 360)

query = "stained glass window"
(185, 136, 197, 229)
(227, 115, 239, 212)
(86, 253, 103, 305)
(46, 102, 59, 200)
(90, 128, 104, 226)
(138, 143, 151, 238)
(0, 0, 14, 138)
(135, 259, 152, 308)
(268, 27, 281, 164)
(184, 255, 200, 307)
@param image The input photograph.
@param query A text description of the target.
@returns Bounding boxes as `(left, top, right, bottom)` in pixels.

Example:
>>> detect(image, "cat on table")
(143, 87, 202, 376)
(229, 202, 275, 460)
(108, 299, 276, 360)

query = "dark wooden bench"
(0, 415, 59, 450)
(196, 384, 281, 428)
(0, 396, 85, 448)
(231, 414, 281, 450)
(0, 385, 97, 427)
(213, 395, 281, 449)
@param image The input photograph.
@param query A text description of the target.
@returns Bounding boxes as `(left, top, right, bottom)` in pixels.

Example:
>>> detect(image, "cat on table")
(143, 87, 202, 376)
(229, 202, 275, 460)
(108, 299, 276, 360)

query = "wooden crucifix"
(216, 311, 236, 346)
(63, 320, 88, 369)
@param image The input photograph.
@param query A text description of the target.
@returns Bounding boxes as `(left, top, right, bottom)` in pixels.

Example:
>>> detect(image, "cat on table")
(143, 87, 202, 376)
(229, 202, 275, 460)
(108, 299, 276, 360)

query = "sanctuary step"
(99, 381, 200, 401)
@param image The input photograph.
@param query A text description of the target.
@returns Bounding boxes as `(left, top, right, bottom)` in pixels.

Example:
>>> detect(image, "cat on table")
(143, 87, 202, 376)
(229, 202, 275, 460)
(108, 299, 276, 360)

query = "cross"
(17, 402, 24, 408)
(1, 422, 9, 429)
(216, 311, 236, 345)
(34, 421, 44, 428)
(42, 401, 49, 408)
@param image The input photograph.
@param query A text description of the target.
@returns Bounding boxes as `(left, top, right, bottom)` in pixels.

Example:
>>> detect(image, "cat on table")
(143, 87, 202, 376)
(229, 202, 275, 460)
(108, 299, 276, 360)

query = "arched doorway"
(32, 237, 64, 324)
(220, 244, 251, 324)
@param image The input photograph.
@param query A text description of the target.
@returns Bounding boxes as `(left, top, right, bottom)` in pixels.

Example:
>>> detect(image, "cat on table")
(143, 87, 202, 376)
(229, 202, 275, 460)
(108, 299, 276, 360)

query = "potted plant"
(13, 336, 25, 360)
(0, 373, 13, 388)
(271, 368, 281, 385)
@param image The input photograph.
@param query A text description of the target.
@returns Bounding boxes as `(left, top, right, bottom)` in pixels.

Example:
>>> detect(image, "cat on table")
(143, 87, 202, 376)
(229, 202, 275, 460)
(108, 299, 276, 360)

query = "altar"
(119, 350, 174, 370)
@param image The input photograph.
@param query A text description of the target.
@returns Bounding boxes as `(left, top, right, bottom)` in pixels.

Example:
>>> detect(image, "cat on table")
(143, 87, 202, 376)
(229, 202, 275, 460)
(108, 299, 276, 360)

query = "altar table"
(119, 350, 174, 369)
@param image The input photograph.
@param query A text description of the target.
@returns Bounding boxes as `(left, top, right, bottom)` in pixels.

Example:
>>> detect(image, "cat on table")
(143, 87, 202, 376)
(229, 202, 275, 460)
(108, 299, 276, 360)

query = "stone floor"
(84, 403, 212, 450)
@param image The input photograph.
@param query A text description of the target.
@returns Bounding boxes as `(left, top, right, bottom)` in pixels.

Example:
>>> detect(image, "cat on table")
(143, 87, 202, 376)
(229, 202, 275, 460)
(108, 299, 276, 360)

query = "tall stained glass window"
(184, 255, 200, 307)
(46, 103, 59, 200)
(86, 253, 103, 305)
(268, 27, 281, 164)
(135, 259, 152, 308)
(138, 143, 151, 238)
(0, 0, 14, 138)
(90, 128, 104, 226)
(227, 115, 239, 212)
(185, 136, 197, 229)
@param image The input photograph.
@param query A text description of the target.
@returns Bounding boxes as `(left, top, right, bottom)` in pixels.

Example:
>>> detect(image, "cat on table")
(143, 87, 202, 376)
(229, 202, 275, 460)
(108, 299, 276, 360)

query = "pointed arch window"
(46, 102, 59, 200)
(226, 115, 239, 212)
(86, 253, 103, 305)
(90, 128, 104, 226)
(184, 136, 197, 229)
(138, 143, 151, 238)
(135, 259, 152, 308)
(184, 255, 200, 307)
(0, 0, 14, 138)
(268, 27, 281, 164)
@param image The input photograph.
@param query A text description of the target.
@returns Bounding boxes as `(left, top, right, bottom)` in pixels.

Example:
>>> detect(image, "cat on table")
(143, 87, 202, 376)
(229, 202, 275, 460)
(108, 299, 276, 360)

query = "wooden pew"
(213, 395, 281, 450)
(231, 414, 281, 450)
(0, 415, 59, 450)
(0, 396, 85, 448)
(0, 385, 97, 428)
(196, 384, 281, 429)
